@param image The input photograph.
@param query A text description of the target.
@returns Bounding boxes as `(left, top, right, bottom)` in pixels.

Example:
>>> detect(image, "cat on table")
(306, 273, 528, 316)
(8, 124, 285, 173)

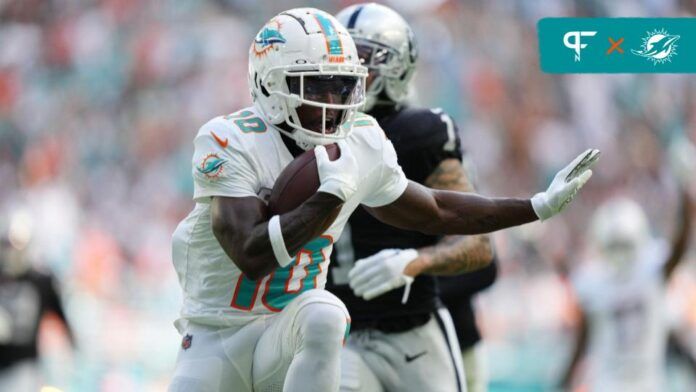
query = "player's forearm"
(664, 188, 692, 279)
(424, 190, 538, 235)
(405, 234, 493, 276)
(275, 192, 342, 255)
(241, 192, 342, 279)
(560, 313, 589, 388)
(212, 193, 341, 280)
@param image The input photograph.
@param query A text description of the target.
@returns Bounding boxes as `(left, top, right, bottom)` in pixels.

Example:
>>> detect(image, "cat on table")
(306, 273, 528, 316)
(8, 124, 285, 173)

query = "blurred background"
(0, 0, 695, 391)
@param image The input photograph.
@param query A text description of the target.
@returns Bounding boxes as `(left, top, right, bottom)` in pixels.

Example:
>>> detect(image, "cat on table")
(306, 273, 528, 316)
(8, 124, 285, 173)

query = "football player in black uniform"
(328, 4, 496, 391)
(0, 209, 74, 390)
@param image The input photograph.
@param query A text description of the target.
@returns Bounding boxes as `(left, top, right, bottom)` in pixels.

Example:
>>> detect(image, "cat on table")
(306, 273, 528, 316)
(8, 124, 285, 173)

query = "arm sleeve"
(361, 136, 408, 208)
(192, 121, 259, 202)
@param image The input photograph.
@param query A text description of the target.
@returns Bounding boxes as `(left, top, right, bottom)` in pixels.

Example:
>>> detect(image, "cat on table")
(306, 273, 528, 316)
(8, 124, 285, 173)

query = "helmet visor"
(354, 40, 402, 78)
(286, 75, 364, 134)
(286, 75, 364, 107)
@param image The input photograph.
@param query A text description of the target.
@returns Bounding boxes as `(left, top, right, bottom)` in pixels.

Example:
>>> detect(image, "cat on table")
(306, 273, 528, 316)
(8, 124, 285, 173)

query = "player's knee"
(298, 301, 348, 351)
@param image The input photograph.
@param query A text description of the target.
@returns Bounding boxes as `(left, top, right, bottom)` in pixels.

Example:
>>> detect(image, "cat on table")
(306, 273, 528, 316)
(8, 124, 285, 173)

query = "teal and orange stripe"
(314, 12, 344, 56)
(343, 317, 351, 346)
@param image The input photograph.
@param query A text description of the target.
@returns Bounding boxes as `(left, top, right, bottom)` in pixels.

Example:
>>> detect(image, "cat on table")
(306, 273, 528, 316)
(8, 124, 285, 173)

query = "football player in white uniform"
(560, 145, 694, 391)
(169, 8, 598, 392)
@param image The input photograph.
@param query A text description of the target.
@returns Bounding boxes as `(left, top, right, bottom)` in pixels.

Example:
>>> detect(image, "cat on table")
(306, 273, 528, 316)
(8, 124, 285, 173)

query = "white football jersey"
(571, 240, 669, 392)
(172, 106, 407, 331)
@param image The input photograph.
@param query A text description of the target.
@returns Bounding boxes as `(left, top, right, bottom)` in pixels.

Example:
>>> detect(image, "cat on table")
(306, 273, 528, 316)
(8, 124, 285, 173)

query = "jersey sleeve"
(192, 119, 259, 203)
(394, 108, 464, 185)
(361, 135, 408, 208)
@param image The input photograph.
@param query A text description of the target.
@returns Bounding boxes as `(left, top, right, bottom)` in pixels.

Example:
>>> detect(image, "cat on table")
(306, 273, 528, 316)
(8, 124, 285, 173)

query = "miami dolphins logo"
(632, 29, 680, 65)
(253, 20, 286, 58)
(197, 153, 226, 179)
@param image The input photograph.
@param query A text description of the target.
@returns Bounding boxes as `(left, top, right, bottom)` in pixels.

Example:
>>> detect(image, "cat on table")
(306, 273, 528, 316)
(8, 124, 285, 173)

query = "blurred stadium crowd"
(0, 0, 695, 390)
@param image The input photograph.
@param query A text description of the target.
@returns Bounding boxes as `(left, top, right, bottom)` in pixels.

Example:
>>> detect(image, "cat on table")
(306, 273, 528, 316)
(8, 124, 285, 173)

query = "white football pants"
(169, 289, 350, 392)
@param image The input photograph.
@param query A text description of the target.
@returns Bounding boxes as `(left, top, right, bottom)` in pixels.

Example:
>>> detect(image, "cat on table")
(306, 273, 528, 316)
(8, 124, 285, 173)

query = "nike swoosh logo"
(405, 351, 428, 362)
(211, 131, 228, 148)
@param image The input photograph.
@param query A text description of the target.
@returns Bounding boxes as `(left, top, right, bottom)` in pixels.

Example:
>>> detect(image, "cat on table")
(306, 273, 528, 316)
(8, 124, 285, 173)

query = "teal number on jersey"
(224, 110, 267, 133)
(234, 118, 266, 133)
(230, 275, 262, 310)
(229, 236, 332, 311)
(262, 236, 332, 311)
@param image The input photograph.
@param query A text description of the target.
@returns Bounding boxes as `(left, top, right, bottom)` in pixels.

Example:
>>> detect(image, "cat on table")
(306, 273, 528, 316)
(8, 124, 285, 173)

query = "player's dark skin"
(213, 184, 536, 281)
(211, 109, 537, 280)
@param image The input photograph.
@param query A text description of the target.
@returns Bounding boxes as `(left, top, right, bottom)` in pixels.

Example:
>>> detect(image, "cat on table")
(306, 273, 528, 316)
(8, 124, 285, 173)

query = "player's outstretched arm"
(351, 150, 598, 301)
(211, 193, 342, 281)
(349, 158, 495, 301)
(367, 149, 599, 235)
(368, 182, 537, 235)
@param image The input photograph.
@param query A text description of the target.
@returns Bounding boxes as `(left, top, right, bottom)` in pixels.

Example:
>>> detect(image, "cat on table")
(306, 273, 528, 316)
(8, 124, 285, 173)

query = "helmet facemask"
(260, 63, 367, 149)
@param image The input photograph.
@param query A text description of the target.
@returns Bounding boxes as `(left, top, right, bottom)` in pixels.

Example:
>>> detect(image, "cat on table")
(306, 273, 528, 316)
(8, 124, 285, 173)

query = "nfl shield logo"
(181, 334, 193, 350)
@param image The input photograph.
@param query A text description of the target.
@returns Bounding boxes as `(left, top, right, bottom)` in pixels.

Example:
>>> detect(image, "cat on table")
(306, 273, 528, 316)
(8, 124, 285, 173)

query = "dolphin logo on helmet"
(253, 20, 287, 57)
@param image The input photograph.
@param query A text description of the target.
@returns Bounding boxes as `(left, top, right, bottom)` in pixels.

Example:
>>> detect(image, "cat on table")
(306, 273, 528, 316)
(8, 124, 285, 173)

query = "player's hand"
(531, 149, 600, 221)
(315, 140, 359, 202)
(348, 248, 418, 303)
(668, 136, 696, 191)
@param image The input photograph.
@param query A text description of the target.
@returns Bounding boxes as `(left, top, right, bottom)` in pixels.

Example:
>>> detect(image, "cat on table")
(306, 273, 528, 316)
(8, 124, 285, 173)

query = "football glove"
(348, 248, 419, 303)
(315, 140, 359, 202)
(531, 149, 600, 220)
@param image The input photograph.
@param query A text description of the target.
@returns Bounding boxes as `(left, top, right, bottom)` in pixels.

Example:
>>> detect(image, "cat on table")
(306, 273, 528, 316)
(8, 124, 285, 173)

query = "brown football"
(268, 144, 341, 219)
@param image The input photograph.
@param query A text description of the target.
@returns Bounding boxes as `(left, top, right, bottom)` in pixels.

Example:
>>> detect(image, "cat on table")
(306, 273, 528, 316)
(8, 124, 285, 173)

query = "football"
(268, 143, 341, 216)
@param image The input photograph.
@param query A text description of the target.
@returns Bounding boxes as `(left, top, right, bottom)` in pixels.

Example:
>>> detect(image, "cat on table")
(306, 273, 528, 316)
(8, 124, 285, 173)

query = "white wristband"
(268, 215, 294, 267)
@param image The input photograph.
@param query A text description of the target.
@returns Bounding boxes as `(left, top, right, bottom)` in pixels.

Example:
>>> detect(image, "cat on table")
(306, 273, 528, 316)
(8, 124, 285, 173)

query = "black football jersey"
(326, 105, 462, 331)
(0, 269, 71, 368)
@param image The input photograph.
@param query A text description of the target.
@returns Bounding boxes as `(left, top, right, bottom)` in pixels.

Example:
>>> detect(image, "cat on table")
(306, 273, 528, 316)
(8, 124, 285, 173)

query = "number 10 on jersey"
(230, 236, 333, 312)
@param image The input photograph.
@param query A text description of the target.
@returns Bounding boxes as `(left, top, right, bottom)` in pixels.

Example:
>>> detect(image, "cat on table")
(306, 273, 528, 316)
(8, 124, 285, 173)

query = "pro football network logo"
(197, 153, 226, 179)
(632, 29, 680, 65)
(253, 19, 286, 58)
(563, 31, 597, 61)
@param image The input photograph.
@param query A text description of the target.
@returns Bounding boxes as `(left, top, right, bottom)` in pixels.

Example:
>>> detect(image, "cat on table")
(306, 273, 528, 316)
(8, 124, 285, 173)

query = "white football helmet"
(590, 197, 650, 269)
(248, 8, 368, 148)
(336, 3, 418, 111)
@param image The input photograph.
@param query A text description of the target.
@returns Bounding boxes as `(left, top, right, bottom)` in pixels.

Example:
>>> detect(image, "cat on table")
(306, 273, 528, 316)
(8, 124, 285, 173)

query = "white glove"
(531, 149, 600, 220)
(348, 248, 419, 303)
(315, 140, 359, 202)
(668, 136, 696, 190)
